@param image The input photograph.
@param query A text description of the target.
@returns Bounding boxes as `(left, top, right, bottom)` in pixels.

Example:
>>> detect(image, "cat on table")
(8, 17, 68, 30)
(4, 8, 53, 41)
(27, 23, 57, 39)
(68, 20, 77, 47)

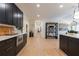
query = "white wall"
(22, 13, 29, 38)
(34, 19, 59, 38)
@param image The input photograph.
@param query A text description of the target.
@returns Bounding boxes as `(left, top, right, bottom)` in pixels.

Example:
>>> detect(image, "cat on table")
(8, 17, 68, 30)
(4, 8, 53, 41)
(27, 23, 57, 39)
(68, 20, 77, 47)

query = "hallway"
(17, 33, 65, 56)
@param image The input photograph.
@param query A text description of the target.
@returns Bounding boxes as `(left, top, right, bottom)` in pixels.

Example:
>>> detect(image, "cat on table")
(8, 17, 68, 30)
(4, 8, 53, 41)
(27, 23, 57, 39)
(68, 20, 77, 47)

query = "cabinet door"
(5, 37, 16, 56)
(5, 3, 13, 25)
(12, 4, 23, 29)
(0, 37, 17, 56)
(60, 35, 69, 54)
(60, 35, 65, 51)
(12, 4, 18, 28)
(23, 34, 27, 46)
(0, 40, 6, 56)
(0, 3, 6, 24)
(21, 12, 23, 28)
(69, 38, 79, 56)
(18, 10, 23, 29)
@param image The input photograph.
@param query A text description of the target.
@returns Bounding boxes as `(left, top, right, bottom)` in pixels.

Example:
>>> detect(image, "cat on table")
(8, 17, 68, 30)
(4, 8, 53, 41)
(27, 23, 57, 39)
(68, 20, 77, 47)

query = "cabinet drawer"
(0, 37, 16, 56)
(0, 41, 6, 47)
(0, 47, 16, 56)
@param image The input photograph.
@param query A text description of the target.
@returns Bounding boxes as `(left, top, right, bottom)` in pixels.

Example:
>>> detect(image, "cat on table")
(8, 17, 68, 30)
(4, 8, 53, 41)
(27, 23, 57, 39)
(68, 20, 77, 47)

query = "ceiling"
(16, 3, 77, 20)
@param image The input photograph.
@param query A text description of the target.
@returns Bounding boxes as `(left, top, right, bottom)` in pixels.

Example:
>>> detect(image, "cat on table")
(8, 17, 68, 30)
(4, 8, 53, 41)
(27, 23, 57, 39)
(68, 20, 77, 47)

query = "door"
(35, 20, 42, 38)
(46, 23, 57, 39)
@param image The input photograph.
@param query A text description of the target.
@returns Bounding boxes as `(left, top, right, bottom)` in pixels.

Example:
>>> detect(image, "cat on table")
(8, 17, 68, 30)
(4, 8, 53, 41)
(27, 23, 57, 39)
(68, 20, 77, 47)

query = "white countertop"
(0, 32, 27, 41)
(60, 33, 79, 39)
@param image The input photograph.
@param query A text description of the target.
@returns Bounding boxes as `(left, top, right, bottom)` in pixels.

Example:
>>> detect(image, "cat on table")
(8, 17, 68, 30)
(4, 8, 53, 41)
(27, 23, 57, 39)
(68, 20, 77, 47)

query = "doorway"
(45, 23, 58, 39)
(35, 20, 42, 38)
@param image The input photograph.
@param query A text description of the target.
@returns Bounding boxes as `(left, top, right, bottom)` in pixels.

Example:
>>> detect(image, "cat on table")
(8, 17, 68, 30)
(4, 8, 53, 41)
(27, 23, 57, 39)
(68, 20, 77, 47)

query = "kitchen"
(0, 3, 27, 56)
(0, 3, 79, 56)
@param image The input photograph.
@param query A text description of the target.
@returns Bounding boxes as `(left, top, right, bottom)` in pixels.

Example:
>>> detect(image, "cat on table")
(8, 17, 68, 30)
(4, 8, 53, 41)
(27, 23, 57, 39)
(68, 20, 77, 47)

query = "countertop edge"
(0, 32, 27, 41)
(60, 33, 79, 39)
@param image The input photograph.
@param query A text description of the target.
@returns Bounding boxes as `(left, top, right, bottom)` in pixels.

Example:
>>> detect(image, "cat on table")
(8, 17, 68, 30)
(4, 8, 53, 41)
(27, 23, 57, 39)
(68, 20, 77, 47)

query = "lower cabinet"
(16, 43, 24, 54)
(68, 38, 79, 56)
(60, 35, 79, 56)
(0, 34, 27, 56)
(60, 35, 69, 55)
(16, 33, 27, 55)
(0, 37, 17, 56)
(23, 33, 27, 46)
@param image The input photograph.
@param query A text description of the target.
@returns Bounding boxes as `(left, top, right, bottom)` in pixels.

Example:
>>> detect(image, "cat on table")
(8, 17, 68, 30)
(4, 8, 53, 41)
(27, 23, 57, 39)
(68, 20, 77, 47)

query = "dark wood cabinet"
(16, 33, 27, 55)
(12, 4, 19, 28)
(60, 35, 68, 54)
(68, 38, 79, 56)
(5, 3, 13, 25)
(12, 4, 23, 29)
(0, 33, 27, 56)
(0, 3, 23, 29)
(0, 4, 6, 24)
(60, 35, 79, 56)
(18, 10, 23, 29)
(16, 42, 24, 55)
(0, 37, 17, 56)
(23, 33, 27, 46)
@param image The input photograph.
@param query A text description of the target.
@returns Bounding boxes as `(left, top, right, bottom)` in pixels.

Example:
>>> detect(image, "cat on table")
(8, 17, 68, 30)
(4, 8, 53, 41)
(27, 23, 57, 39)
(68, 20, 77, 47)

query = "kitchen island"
(0, 32, 27, 56)
(60, 33, 79, 56)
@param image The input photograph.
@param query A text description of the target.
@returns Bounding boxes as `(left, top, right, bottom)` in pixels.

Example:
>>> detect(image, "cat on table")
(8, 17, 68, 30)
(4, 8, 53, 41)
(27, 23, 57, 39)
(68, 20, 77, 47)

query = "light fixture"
(59, 5, 63, 8)
(14, 13, 22, 18)
(36, 4, 40, 8)
(37, 14, 40, 17)
(74, 11, 79, 19)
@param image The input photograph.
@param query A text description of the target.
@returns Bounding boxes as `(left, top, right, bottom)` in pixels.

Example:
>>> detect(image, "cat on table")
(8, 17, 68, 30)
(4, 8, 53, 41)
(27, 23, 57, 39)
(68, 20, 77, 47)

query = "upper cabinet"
(12, 4, 23, 29)
(0, 4, 6, 24)
(18, 8, 23, 29)
(0, 3, 23, 29)
(5, 3, 13, 25)
(12, 4, 19, 28)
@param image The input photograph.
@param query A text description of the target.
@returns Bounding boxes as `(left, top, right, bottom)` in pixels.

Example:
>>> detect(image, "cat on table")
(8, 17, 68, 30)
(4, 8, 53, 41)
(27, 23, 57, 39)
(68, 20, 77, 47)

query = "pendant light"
(74, 3, 79, 19)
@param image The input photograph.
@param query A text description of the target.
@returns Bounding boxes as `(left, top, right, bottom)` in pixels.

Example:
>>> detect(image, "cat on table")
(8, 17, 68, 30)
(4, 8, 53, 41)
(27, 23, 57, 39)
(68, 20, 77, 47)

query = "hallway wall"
(16, 3, 74, 39)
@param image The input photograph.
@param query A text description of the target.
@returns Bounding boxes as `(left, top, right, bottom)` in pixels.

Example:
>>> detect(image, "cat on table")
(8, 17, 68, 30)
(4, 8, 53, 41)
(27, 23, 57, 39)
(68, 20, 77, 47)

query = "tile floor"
(17, 33, 66, 56)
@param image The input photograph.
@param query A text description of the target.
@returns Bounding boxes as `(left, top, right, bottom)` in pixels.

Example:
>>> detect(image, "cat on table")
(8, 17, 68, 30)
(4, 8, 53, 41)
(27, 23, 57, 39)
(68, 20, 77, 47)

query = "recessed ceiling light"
(59, 5, 63, 8)
(37, 14, 40, 17)
(36, 4, 40, 8)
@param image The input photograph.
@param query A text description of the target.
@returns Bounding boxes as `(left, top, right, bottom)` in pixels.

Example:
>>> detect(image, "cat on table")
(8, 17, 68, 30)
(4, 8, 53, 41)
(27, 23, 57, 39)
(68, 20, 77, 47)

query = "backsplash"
(0, 26, 17, 36)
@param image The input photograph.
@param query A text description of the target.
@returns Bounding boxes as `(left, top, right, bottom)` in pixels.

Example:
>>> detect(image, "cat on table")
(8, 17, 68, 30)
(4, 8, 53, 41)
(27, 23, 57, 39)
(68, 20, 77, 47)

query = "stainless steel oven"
(17, 35, 23, 47)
